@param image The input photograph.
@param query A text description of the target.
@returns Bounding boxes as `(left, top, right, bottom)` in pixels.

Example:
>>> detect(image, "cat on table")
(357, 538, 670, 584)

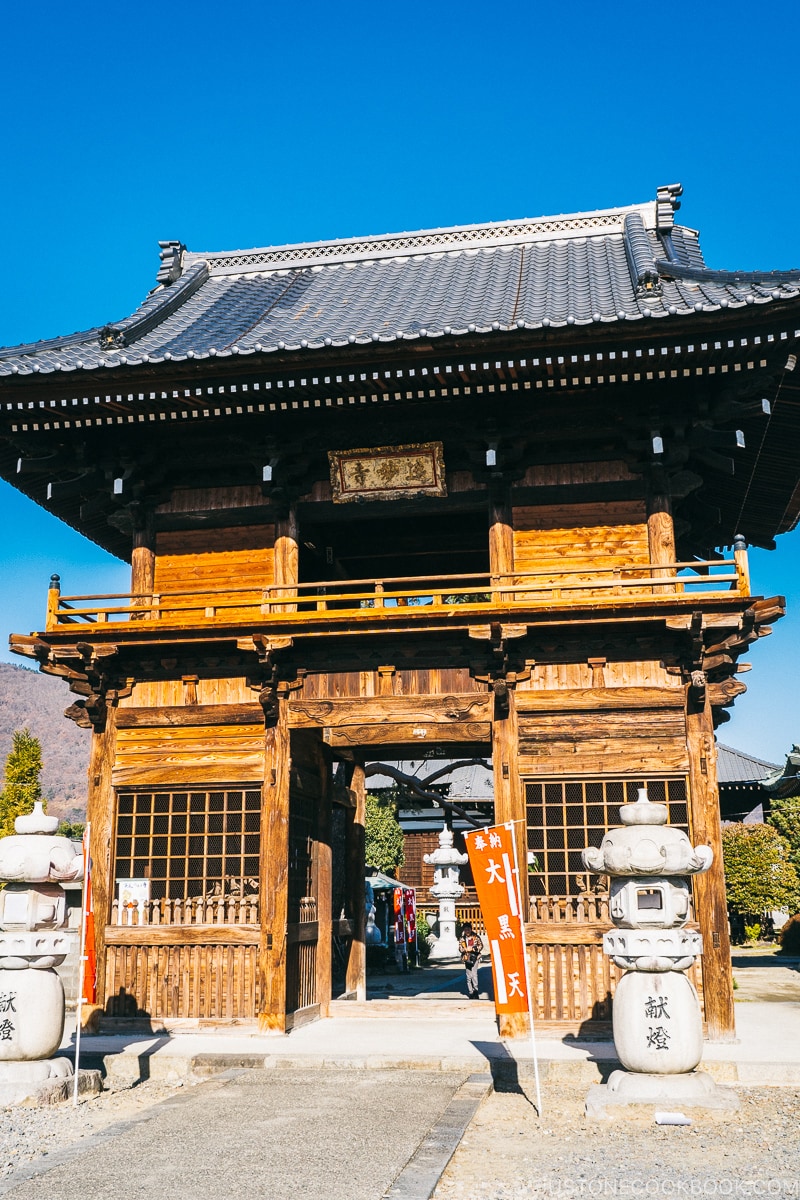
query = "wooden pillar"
(489, 493, 514, 598)
(492, 689, 529, 1038)
(315, 742, 333, 1018)
(646, 481, 676, 593)
(274, 506, 299, 611)
(86, 708, 117, 1010)
(685, 690, 736, 1041)
(131, 514, 156, 607)
(259, 704, 291, 1032)
(345, 761, 366, 1000)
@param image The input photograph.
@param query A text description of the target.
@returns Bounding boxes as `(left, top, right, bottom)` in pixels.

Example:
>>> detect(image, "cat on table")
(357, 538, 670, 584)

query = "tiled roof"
(2, 184, 800, 377)
(716, 743, 779, 785)
(761, 746, 800, 798)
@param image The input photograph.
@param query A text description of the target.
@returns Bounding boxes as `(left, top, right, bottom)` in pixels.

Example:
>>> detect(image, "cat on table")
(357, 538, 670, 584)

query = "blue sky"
(1, 0, 798, 763)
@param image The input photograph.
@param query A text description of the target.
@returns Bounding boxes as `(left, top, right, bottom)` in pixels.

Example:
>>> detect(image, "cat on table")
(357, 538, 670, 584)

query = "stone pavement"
(0, 1069, 475, 1200)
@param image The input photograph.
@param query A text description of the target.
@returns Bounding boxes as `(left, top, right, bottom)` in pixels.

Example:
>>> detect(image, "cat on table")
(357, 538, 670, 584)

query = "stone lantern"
(424, 827, 468, 961)
(0, 802, 83, 1104)
(582, 788, 738, 1117)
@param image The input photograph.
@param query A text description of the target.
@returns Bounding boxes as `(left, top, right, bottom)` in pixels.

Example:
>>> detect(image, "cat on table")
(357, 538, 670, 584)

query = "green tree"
(364, 792, 405, 875)
(0, 728, 45, 837)
(768, 796, 800, 873)
(721, 823, 800, 924)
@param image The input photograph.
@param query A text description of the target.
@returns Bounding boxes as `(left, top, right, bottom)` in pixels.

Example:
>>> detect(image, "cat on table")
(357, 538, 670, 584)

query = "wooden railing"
(529, 894, 611, 923)
(44, 557, 748, 632)
(110, 896, 259, 926)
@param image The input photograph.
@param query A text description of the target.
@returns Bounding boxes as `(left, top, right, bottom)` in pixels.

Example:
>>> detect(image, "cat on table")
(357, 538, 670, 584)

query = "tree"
(0, 728, 45, 837)
(721, 823, 800, 925)
(364, 792, 405, 875)
(768, 796, 800, 873)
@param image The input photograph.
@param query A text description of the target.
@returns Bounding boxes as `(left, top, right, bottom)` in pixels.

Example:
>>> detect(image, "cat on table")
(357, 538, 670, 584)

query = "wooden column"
(685, 690, 736, 1041)
(259, 704, 291, 1032)
(131, 514, 156, 607)
(345, 761, 366, 1001)
(492, 689, 529, 1038)
(646, 481, 676, 593)
(274, 506, 299, 611)
(86, 708, 117, 1010)
(489, 493, 514, 597)
(315, 741, 333, 1018)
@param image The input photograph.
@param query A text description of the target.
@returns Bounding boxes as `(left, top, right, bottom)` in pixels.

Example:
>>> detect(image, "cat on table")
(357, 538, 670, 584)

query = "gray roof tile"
(2, 186, 799, 377)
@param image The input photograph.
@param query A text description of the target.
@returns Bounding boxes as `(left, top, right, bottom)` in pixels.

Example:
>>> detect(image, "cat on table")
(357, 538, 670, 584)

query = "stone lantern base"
(0, 1059, 103, 1107)
(586, 1068, 740, 1121)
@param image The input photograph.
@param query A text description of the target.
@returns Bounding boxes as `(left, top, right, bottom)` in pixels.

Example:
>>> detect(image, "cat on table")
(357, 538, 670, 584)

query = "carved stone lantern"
(583, 788, 738, 1117)
(424, 827, 468, 961)
(0, 803, 83, 1104)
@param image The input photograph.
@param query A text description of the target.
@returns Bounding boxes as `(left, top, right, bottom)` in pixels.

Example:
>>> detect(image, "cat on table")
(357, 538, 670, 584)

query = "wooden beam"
(116, 704, 264, 728)
(87, 709, 117, 1010)
(259, 707, 291, 1033)
(112, 762, 264, 787)
(345, 761, 366, 1000)
(105, 925, 259, 946)
(685, 689, 736, 1042)
(289, 693, 491, 729)
(515, 687, 685, 713)
(322, 721, 491, 747)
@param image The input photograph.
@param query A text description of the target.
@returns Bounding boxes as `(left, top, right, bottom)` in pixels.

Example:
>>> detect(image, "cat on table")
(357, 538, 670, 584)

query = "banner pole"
(507, 822, 542, 1116)
(72, 822, 90, 1107)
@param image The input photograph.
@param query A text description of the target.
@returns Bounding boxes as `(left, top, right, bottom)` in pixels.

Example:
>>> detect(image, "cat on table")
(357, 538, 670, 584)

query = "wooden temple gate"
(5, 186, 798, 1041)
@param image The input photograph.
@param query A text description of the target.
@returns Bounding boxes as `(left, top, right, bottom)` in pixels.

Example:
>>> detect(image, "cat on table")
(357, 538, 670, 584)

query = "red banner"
(464, 823, 529, 1015)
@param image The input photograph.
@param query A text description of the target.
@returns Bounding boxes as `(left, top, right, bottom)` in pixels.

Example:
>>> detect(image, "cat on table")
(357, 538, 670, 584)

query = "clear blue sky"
(1, 0, 798, 763)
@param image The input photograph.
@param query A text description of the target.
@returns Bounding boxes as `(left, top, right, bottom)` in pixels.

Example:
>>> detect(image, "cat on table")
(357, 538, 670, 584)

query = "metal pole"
(506, 821, 542, 1116)
(72, 822, 90, 1107)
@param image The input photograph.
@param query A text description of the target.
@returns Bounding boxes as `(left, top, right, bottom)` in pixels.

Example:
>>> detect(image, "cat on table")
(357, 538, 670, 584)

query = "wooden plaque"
(328, 442, 446, 503)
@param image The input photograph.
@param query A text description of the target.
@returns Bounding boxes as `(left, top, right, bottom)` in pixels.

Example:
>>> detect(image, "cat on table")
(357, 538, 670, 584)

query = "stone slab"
(586, 1069, 741, 1121)
(382, 1074, 493, 1200)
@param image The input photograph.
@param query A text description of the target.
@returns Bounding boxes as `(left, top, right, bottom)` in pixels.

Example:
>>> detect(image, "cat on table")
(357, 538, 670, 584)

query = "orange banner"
(82, 828, 97, 1005)
(464, 823, 529, 1015)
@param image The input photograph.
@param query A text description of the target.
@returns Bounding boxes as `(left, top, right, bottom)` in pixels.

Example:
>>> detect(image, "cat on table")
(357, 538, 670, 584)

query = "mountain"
(0, 662, 90, 822)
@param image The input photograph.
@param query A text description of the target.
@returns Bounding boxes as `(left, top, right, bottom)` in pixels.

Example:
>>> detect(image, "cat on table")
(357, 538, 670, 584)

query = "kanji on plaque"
(464, 823, 529, 1015)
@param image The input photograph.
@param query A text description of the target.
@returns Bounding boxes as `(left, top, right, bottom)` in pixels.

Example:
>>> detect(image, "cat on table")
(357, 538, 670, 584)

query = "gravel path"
(434, 1085, 800, 1200)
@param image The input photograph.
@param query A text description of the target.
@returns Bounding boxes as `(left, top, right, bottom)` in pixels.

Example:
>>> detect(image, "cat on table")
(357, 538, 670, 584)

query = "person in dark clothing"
(458, 922, 484, 999)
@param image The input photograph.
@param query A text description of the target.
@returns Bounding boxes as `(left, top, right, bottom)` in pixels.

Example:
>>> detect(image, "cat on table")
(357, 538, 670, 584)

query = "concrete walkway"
(60, 953, 800, 1088)
(2, 1069, 476, 1200)
(66, 1001, 800, 1089)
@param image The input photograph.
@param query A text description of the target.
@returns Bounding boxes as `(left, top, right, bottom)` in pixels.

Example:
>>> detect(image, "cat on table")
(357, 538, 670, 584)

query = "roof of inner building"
(2, 183, 800, 377)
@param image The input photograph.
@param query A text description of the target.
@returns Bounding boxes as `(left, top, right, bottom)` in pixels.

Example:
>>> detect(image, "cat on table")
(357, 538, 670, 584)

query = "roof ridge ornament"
(656, 183, 683, 233)
(623, 211, 660, 294)
(156, 240, 185, 287)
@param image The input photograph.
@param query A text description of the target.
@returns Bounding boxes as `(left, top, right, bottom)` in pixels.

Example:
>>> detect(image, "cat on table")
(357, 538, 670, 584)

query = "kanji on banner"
(464, 823, 529, 1015)
(81, 828, 97, 1006)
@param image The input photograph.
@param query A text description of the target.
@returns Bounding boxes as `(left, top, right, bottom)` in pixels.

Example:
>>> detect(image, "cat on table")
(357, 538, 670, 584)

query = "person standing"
(458, 921, 484, 999)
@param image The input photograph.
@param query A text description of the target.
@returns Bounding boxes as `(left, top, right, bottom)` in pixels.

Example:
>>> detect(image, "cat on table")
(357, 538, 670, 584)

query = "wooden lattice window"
(525, 777, 689, 899)
(114, 786, 261, 901)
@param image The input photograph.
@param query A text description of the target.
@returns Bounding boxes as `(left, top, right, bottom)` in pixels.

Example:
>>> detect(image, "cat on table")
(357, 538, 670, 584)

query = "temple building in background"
(1, 184, 798, 1038)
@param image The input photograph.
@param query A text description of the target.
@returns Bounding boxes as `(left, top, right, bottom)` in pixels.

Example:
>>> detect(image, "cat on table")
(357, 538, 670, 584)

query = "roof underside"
(2, 186, 800, 376)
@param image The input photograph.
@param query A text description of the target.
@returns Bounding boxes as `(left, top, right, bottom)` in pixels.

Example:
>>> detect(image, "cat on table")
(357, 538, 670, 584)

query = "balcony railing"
(44, 558, 748, 634)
